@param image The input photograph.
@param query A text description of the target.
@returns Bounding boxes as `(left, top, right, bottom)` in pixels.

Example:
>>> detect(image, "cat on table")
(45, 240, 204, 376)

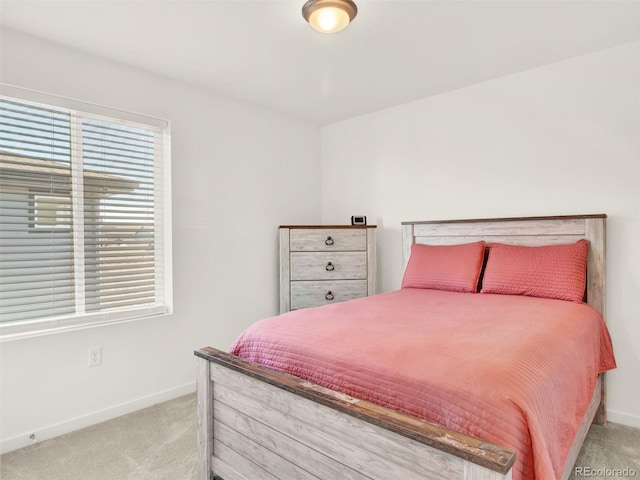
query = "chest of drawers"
(279, 225, 377, 313)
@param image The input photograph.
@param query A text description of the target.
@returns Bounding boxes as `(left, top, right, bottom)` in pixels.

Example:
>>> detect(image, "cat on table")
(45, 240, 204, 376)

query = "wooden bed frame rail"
(196, 214, 607, 480)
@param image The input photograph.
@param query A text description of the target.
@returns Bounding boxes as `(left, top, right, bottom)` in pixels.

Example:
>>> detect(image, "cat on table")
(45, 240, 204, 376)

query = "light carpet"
(1, 394, 197, 480)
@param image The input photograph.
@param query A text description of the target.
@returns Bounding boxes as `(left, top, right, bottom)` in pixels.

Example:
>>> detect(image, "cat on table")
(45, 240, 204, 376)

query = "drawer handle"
(325, 262, 335, 271)
(325, 236, 334, 246)
(325, 291, 335, 301)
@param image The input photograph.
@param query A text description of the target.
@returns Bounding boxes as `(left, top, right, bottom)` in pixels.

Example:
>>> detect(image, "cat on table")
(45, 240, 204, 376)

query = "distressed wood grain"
(196, 356, 213, 480)
(290, 279, 368, 309)
(281, 225, 377, 312)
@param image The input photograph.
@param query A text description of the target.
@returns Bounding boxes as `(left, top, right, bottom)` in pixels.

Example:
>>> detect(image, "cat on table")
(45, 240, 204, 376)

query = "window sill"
(0, 306, 171, 342)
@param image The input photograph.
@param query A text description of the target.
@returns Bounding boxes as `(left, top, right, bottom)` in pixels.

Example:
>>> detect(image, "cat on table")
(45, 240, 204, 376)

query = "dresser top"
(279, 225, 377, 229)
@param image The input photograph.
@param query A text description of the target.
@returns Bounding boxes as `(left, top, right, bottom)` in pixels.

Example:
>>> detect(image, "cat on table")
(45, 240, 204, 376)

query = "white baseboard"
(607, 409, 640, 429)
(0, 382, 196, 455)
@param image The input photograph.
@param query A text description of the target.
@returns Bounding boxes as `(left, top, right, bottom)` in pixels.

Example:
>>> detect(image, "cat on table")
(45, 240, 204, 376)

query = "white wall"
(0, 29, 321, 452)
(321, 41, 640, 427)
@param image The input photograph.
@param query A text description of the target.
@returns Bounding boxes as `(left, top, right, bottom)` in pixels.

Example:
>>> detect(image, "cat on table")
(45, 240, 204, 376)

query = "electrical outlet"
(88, 346, 102, 367)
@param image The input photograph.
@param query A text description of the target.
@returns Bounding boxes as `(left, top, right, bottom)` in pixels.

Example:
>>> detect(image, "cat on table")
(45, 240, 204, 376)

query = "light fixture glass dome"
(302, 0, 358, 34)
(309, 7, 350, 33)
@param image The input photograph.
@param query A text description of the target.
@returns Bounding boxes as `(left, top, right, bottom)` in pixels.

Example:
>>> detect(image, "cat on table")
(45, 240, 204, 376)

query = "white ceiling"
(1, 1, 639, 125)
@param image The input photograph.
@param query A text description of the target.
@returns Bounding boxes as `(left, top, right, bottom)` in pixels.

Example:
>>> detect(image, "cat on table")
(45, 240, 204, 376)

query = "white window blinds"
(0, 87, 171, 338)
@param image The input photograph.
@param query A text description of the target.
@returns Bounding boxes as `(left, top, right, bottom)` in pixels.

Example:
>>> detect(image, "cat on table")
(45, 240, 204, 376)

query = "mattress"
(229, 288, 616, 480)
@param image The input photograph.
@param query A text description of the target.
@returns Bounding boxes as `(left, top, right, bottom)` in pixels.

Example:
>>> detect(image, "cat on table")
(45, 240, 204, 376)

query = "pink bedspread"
(229, 289, 616, 480)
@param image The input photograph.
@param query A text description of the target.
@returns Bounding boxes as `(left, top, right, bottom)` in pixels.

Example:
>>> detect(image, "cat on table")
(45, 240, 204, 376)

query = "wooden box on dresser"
(279, 225, 376, 313)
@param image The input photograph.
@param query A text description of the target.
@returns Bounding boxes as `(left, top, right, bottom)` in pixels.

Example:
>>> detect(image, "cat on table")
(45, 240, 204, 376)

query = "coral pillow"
(481, 240, 588, 302)
(402, 241, 486, 293)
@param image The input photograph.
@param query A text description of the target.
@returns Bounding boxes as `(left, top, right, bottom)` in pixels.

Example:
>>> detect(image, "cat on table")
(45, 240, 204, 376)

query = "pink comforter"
(229, 289, 616, 480)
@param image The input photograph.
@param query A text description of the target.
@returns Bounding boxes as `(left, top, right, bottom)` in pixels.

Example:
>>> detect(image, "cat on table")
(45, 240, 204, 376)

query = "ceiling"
(1, 1, 639, 125)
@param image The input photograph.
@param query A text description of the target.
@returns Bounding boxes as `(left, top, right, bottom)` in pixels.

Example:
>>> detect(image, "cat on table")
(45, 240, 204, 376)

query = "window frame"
(0, 84, 173, 341)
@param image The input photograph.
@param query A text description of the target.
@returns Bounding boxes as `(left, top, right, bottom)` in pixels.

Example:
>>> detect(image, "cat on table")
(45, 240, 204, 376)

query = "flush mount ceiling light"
(302, 0, 358, 34)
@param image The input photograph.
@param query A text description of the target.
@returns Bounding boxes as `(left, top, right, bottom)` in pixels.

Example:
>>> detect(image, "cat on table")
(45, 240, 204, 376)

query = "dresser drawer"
(290, 252, 367, 280)
(291, 280, 368, 310)
(290, 228, 366, 252)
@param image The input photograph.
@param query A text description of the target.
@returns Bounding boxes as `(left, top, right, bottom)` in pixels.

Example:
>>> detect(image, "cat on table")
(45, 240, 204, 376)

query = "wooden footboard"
(196, 346, 516, 480)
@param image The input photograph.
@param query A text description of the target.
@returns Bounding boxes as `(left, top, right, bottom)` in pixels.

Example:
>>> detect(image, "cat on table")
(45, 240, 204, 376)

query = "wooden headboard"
(401, 214, 607, 318)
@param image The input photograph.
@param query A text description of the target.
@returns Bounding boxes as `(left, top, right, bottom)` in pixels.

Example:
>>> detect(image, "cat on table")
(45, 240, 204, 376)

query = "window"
(0, 86, 172, 339)
(30, 194, 72, 230)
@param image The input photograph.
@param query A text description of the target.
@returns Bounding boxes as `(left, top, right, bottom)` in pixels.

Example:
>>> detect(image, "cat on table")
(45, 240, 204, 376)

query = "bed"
(195, 214, 615, 480)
